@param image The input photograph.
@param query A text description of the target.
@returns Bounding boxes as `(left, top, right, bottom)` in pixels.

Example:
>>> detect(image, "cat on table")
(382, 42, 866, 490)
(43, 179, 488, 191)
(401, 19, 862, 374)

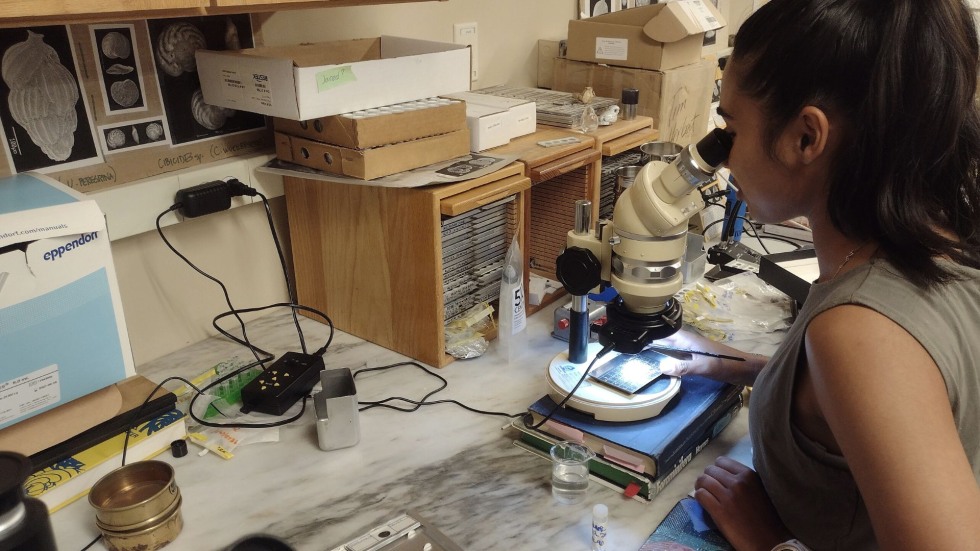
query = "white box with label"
(196, 36, 471, 121)
(462, 103, 511, 152)
(0, 173, 135, 430)
(443, 91, 537, 139)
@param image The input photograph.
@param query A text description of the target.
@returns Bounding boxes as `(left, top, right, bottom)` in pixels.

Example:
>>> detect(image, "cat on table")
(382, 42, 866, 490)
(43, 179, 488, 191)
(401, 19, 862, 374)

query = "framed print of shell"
(90, 24, 148, 116)
(0, 26, 100, 173)
(146, 15, 265, 146)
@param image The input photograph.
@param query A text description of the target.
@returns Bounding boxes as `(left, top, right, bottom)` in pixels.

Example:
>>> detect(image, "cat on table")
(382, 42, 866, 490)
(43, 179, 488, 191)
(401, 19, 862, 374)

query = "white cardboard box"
(0, 173, 135, 430)
(196, 36, 472, 121)
(443, 91, 537, 139)
(461, 103, 511, 152)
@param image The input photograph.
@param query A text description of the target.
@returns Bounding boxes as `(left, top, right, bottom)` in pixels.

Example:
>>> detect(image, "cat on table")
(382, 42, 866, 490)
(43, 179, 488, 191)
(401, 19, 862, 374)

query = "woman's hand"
(694, 457, 791, 551)
(654, 330, 768, 387)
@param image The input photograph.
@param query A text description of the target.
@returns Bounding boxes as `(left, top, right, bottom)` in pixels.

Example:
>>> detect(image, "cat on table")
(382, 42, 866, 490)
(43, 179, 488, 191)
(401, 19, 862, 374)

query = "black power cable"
(527, 343, 615, 430)
(353, 361, 524, 420)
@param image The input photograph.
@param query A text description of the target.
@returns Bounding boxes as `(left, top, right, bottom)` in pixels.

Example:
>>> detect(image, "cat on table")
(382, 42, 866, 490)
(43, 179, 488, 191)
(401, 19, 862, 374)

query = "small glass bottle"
(592, 503, 608, 551)
(0, 452, 58, 551)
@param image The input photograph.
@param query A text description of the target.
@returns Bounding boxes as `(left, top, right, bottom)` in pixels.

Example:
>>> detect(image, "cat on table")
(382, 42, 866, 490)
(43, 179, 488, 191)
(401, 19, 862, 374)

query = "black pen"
(648, 346, 746, 362)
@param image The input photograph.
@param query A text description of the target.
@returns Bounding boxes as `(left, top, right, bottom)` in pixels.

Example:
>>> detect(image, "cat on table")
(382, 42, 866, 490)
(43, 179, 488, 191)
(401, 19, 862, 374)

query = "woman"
(661, 0, 980, 549)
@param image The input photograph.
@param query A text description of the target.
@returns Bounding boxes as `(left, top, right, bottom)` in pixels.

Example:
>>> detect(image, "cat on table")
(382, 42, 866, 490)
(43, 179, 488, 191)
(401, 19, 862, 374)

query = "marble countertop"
(49, 300, 762, 551)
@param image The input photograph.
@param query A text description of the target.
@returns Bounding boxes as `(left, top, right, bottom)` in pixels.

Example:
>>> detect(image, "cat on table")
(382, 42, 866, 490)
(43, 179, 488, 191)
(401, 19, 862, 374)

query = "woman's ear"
(797, 106, 830, 164)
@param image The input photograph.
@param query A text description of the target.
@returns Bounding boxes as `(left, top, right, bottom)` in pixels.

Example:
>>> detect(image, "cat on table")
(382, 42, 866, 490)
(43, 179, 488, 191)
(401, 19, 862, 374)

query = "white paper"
(257, 153, 519, 189)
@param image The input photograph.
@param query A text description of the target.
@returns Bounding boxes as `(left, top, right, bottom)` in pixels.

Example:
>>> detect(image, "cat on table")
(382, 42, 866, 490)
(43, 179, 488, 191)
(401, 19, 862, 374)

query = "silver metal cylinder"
(574, 200, 592, 235)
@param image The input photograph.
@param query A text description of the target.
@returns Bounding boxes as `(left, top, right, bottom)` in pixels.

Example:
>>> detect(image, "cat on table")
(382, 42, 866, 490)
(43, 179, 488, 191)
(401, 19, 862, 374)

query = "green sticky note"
(316, 66, 356, 92)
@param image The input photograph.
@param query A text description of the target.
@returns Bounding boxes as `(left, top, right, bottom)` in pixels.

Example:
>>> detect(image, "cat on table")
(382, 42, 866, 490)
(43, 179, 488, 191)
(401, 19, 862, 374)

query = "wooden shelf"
(0, 0, 447, 28)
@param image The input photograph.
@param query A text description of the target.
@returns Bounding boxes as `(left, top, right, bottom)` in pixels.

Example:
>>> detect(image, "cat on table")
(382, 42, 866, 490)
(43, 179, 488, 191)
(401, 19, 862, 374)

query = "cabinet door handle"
(531, 149, 601, 183)
(440, 176, 531, 216)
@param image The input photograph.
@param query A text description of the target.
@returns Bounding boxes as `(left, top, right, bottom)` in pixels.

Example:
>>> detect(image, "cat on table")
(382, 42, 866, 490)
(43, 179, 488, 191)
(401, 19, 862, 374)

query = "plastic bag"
(497, 235, 527, 362)
(677, 271, 794, 345)
(444, 302, 495, 359)
(578, 104, 599, 133)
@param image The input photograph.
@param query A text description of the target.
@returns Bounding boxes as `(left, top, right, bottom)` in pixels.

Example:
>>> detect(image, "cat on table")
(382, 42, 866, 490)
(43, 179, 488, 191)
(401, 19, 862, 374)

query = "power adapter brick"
(240, 352, 325, 416)
(174, 179, 257, 218)
(175, 181, 231, 218)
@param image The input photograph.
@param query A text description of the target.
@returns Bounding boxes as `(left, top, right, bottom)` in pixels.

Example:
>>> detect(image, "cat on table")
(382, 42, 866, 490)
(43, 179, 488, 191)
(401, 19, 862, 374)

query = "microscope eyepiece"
(695, 128, 733, 169)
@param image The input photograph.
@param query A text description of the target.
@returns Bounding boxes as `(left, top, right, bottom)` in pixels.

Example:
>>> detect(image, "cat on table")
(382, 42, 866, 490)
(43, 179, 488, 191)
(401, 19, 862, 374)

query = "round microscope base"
(546, 344, 681, 422)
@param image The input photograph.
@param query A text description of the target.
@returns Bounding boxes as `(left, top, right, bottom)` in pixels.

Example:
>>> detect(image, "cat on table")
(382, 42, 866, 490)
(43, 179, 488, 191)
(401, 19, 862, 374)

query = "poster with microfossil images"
(89, 24, 148, 116)
(0, 25, 101, 174)
(146, 14, 264, 146)
(98, 116, 170, 154)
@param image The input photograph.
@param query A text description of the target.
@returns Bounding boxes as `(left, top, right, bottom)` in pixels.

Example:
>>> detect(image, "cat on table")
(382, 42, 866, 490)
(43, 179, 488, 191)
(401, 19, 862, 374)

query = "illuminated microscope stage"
(547, 343, 682, 422)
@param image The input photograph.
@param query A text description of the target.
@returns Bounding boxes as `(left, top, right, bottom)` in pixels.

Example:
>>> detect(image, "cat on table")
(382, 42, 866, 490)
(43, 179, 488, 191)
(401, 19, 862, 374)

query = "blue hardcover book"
(527, 375, 742, 478)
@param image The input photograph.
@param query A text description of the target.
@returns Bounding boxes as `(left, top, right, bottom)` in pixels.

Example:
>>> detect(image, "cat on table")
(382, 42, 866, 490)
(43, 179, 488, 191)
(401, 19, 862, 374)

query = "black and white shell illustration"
(191, 89, 234, 130)
(106, 63, 134, 75)
(145, 122, 164, 141)
(110, 79, 139, 107)
(106, 128, 126, 149)
(101, 32, 131, 60)
(224, 18, 240, 50)
(156, 22, 206, 77)
(1, 31, 79, 162)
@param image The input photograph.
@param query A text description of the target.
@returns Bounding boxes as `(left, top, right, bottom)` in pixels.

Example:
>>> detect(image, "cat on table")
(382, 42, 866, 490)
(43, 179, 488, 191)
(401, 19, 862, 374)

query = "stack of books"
(512, 375, 743, 502)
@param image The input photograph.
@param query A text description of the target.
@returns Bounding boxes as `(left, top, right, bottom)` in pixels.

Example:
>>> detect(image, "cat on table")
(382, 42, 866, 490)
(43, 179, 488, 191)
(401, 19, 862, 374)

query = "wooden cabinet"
(0, 0, 446, 27)
(284, 163, 530, 368)
(283, 117, 653, 368)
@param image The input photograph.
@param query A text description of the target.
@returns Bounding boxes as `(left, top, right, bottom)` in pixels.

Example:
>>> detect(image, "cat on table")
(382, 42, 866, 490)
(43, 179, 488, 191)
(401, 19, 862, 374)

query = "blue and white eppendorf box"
(0, 173, 135, 430)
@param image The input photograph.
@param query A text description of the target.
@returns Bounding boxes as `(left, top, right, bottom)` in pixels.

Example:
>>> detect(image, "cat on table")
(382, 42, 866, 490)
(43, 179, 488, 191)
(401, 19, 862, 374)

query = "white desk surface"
(49, 300, 773, 551)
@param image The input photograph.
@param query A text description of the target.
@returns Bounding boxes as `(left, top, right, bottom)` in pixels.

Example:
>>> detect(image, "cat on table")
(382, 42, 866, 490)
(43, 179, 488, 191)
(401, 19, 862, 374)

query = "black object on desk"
(0, 452, 57, 551)
(758, 248, 818, 309)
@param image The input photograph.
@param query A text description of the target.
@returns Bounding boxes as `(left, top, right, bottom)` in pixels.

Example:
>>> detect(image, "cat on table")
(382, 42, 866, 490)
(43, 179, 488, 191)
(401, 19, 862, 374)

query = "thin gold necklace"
(831, 243, 866, 281)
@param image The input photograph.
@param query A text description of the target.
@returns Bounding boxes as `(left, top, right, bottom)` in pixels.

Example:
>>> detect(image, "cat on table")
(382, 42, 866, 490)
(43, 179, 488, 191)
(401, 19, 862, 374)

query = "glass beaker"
(550, 441, 595, 504)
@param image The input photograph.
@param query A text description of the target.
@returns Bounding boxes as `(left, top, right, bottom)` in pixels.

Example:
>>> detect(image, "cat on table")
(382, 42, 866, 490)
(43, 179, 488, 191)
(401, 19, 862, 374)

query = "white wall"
(113, 0, 575, 365)
(253, 0, 575, 88)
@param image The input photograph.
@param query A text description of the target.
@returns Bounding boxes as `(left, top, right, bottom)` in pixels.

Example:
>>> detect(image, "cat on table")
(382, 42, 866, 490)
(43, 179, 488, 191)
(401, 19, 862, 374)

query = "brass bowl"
(97, 497, 183, 551)
(96, 492, 182, 533)
(88, 460, 179, 529)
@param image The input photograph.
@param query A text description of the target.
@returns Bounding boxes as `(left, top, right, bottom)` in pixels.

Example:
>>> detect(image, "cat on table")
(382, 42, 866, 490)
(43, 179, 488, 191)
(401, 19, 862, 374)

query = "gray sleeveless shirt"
(748, 258, 980, 550)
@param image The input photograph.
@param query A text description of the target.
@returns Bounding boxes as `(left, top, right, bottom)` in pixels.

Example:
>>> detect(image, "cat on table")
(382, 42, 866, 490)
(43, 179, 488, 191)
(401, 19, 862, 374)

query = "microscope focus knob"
(556, 246, 602, 296)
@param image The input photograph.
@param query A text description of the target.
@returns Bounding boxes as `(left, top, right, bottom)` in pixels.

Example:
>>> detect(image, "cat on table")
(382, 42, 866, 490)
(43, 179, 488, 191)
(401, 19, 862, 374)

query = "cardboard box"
(274, 129, 470, 180)
(552, 57, 715, 146)
(728, 0, 769, 39)
(272, 98, 466, 150)
(442, 92, 537, 139)
(0, 173, 135, 431)
(197, 36, 472, 121)
(566, 0, 726, 70)
(459, 104, 511, 152)
(537, 39, 565, 89)
(701, 0, 732, 56)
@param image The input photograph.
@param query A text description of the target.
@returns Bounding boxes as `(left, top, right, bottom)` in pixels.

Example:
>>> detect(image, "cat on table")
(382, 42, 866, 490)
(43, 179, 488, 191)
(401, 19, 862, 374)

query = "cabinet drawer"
(440, 174, 530, 216)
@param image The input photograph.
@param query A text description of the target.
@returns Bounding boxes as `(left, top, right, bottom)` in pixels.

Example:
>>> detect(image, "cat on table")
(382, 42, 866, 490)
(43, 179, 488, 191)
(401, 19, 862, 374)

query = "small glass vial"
(592, 503, 608, 551)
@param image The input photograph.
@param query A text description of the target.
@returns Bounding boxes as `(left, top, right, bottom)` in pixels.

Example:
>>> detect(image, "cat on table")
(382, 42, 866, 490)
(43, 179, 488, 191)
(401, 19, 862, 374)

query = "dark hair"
(732, 0, 980, 288)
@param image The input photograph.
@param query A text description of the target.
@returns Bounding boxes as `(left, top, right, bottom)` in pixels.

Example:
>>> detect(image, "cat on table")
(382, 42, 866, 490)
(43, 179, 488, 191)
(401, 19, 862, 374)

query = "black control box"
(240, 352, 324, 415)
